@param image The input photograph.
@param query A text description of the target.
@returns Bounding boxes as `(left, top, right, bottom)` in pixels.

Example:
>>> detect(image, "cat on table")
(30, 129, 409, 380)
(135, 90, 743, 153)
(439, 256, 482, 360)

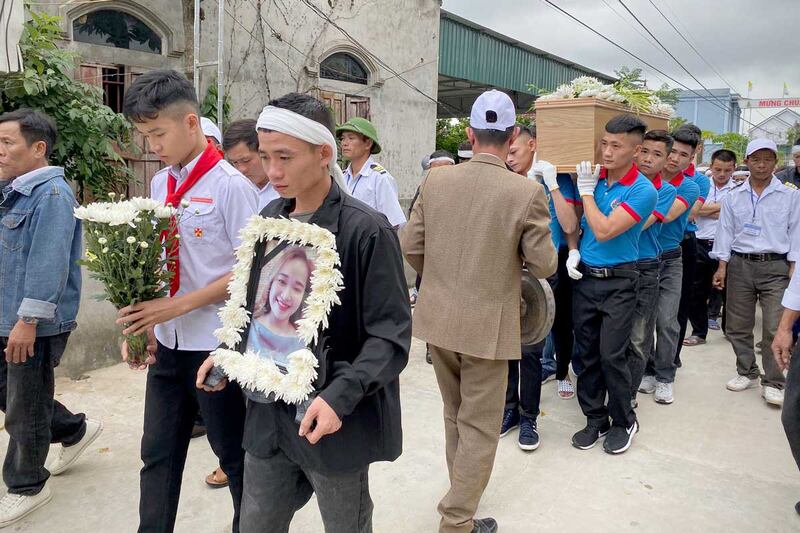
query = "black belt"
(697, 238, 714, 247)
(732, 251, 787, 262)
(636, 259, 660, 271)
(580, 262, 639, 279)
(660, 247, 682, 260)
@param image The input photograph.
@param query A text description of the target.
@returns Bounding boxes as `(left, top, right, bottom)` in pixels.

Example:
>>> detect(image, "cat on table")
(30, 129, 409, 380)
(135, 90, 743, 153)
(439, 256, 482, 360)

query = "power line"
(221, 6, 299, 78)
(597, 0, 672, 87)
(297, 0, 460, 116)
(538, 0, 773, 131)
(616, 0, 715, 99)
(645, 0, 738, 94)
(617, 0, 795, 130)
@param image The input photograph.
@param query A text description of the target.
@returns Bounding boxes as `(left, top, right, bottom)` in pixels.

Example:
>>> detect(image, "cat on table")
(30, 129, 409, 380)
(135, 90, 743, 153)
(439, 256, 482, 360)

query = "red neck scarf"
(164, 141, 223, 296)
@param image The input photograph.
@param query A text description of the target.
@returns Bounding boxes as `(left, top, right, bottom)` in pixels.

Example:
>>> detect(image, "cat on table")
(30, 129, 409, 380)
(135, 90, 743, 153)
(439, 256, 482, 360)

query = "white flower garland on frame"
(211, 215, 344, 404)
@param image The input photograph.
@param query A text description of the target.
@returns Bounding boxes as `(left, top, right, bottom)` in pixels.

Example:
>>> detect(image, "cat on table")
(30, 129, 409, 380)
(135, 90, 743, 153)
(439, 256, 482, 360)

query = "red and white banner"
(739, 97, 800, 109)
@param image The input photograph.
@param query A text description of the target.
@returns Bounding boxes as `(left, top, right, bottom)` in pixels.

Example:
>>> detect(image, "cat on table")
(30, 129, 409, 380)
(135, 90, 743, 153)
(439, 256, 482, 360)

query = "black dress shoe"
(795, 500, 800, 515)
(472, 517, 498, 533)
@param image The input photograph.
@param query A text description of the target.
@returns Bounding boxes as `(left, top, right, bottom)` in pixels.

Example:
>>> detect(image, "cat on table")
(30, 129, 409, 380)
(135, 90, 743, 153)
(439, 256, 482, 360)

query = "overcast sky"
(441, 0, 799, 127)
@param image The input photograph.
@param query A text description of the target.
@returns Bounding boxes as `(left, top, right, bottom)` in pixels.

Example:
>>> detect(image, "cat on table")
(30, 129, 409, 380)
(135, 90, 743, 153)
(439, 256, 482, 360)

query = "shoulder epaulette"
(370, 163, 387, 174)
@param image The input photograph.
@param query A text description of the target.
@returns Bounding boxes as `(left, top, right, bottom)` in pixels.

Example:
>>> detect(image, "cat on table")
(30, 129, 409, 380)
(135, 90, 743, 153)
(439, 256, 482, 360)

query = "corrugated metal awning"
(1, 0, 24, 74)
(438, 10, 616, 117)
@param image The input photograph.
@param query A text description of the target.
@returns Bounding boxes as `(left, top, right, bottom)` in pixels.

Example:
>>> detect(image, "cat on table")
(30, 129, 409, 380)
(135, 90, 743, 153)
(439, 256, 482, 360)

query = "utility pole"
(193, 0, 226, 131)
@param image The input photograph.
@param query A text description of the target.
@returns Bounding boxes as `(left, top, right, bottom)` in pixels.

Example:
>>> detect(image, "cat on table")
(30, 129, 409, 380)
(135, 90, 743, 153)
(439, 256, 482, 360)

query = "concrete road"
(4, 328, 800, 532)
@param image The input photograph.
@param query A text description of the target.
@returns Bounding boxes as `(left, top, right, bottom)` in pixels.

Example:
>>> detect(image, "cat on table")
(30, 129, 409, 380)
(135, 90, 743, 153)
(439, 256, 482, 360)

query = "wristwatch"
(20, 316, 39, 325)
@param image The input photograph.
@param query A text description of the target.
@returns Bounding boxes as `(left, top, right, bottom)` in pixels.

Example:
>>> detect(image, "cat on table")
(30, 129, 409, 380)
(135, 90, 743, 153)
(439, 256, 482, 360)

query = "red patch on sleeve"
(620, 202, 641, 222)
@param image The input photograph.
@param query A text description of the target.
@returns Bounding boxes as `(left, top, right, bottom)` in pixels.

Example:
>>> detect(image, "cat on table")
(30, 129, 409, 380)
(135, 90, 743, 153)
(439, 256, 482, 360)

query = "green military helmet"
(336, 117, 381, 154)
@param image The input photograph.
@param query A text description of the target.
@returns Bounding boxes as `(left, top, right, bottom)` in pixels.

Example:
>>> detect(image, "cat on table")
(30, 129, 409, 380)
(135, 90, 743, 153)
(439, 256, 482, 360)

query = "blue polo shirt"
(579, 163, 658, 267)
(684, 164, 710, 233)
(638, 174, 677, 260)
(657, 171, 700, 253)
(545, 173, 581, 249)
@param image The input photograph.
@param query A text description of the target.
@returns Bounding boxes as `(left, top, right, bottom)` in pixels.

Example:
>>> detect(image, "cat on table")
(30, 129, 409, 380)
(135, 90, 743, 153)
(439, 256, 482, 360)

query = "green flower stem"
(125, 330, 149, 367)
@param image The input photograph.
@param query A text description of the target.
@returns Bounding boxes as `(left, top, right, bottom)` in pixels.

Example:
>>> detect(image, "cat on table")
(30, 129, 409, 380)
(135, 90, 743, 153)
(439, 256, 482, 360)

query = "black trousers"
(240, 450, 372, 533)
(552, 247, 575, 381)
(783, 342, 800, 475)
(572, 273, 638, 428)
(139, 342, 246, 533)
(708, 287, 725, 322)
(675, 232, 698, 363)
(688, 238, 718, 339)
(505, 340, 545, 420)
(0, 333, 85, 496)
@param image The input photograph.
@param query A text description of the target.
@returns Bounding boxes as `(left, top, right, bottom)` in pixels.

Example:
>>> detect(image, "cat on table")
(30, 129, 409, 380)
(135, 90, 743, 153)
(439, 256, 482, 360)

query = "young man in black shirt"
(198, 93, 411, 533)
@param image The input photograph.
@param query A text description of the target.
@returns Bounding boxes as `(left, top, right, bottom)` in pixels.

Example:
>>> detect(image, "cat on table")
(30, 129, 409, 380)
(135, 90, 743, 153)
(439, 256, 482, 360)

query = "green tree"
(435, 118, 469, 156)
(200, 78, 231, 130)
(669, 116, 688, 131)
(0, 11, 132, 201)
(435, 115, 535, 156)
(711, 132, 749, 161)
(786, 122, 800, 146)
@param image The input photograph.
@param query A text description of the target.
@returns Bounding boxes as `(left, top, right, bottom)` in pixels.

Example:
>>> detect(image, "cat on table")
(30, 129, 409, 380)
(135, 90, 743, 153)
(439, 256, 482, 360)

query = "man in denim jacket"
(0, 109, 102, 528)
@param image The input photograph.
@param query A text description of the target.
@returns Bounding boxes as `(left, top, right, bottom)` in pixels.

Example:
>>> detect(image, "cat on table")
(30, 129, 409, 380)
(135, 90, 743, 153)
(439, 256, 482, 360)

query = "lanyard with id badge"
(744, 190, 762, 236)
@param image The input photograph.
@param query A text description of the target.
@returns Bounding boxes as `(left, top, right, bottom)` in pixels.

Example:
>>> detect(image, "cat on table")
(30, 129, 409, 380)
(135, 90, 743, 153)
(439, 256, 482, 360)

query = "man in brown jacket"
(401, 90, 556, 533)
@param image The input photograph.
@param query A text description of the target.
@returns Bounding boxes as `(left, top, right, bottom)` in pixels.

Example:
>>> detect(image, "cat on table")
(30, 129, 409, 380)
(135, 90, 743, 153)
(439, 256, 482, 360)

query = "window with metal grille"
(73, 9, 162, 54)
(320, 53, 368, 85)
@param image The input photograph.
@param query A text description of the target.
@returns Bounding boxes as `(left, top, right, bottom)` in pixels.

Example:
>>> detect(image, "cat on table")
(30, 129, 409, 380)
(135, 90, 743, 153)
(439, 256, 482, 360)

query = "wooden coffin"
(534, 98, 670, 173)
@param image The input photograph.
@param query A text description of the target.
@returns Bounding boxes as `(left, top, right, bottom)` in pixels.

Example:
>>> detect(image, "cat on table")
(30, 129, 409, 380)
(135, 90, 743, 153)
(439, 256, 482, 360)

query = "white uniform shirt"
(344, 156, 407, 226)
(711, 176, 800, 262)
(782, 265, 800, 310)
(695, 180, 738, 240)
(257, 182, 280, 212)
(150, 155, 258, 351)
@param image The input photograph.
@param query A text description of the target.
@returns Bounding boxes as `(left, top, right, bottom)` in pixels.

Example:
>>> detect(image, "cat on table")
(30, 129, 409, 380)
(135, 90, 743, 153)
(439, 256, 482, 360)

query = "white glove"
(566, 249, 583, 280)
(529, 152, 558, 191)
(576, 161, 601, 198)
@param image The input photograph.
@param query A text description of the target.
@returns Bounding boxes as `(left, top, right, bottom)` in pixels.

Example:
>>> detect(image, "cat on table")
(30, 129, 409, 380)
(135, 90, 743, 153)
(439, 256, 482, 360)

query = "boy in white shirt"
(118, 69, 258, 532)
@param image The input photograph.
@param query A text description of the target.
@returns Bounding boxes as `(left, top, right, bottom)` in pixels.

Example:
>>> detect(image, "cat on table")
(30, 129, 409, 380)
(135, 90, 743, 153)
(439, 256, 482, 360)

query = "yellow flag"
(747, 80, 753, 92)
(784, 82, 790, 96)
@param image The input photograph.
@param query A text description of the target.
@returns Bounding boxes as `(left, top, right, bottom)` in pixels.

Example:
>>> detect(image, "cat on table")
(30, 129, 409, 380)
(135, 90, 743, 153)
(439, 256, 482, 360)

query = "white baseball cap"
(200, 117, 222, 144)
(470, 90, 516, 131)
(745, 138, 778, 158)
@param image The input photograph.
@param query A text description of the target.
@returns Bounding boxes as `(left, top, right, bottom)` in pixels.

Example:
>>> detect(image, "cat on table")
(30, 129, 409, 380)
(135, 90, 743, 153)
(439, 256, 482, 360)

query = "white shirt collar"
(743, 175, 783, 196)
(346, 156, 375, 179)
(714, 179, 736, 191)
(11, 166, 58, 191)
(169, 150, 204, 183)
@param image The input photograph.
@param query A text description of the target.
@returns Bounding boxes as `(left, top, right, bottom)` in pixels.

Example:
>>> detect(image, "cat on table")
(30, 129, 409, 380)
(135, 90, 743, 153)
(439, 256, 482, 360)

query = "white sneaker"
(655, 382, 674, 404)
(47, 419, 103, 476)
(762, 386, 784, 407)
(726, 375, 758, 392)
(0, 485, 52, 528)
(638, 375, 656, 394)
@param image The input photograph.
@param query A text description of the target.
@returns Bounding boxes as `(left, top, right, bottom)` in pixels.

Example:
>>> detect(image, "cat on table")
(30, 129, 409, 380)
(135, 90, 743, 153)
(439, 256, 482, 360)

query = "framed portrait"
(247, 243, 317, 373)
(212, 217, 343, 404)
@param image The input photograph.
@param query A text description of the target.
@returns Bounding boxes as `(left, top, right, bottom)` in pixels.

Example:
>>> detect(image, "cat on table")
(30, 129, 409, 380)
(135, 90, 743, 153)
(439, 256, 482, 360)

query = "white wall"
(213, 0, 441, 200)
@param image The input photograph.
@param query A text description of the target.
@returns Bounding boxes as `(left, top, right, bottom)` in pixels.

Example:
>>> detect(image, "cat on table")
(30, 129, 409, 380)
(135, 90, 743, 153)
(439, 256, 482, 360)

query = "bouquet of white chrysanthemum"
(74, 194, 182, 366)
(537, 76, 674, 117)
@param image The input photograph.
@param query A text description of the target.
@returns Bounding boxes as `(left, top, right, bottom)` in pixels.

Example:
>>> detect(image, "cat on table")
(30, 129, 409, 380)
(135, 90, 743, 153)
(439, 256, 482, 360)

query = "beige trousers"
(430, 345, 509, 533)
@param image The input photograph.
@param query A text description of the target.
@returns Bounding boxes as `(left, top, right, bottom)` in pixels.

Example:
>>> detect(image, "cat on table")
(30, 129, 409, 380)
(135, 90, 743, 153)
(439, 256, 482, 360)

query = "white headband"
(429, 157, 455, 165)
(732, 170, 750, 177)
(791, 145, 800, 155)
(256, 106, 348, 195)
(458, 150, 473, 159)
